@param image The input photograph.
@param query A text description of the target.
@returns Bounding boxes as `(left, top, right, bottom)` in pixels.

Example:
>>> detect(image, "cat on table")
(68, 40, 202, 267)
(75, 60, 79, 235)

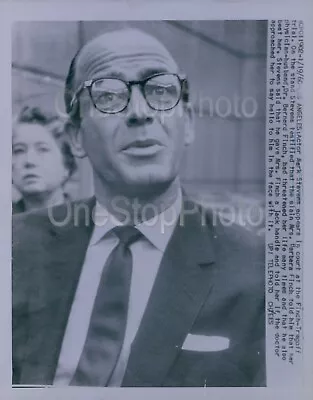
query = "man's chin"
(121, 175, 175, 197)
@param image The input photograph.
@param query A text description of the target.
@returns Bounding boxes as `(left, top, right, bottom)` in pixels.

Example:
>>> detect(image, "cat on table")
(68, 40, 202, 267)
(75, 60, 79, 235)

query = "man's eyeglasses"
(70, 73, 188, 114)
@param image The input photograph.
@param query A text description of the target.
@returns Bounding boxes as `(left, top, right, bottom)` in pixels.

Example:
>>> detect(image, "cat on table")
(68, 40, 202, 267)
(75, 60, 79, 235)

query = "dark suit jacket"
(12, 197, 266, 387)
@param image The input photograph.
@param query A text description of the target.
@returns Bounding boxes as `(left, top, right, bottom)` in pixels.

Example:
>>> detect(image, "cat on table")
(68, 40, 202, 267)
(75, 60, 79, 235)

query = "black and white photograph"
(12, 19, 268, 388)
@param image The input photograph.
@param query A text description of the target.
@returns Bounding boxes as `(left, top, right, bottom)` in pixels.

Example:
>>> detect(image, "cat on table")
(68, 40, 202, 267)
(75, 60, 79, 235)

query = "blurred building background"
(12, 20, 267, 227)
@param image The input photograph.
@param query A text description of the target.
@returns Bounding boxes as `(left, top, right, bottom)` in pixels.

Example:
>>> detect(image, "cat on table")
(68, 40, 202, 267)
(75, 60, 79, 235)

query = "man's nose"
(126, 86, 154, 127)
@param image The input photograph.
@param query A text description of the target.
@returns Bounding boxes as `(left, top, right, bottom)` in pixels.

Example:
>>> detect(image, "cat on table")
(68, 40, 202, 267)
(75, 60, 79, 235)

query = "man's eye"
(147, 85, 176, 97)
(97, 92, 117, 103)
(147, 86, 165, 95)
(154, 87, 166, 95)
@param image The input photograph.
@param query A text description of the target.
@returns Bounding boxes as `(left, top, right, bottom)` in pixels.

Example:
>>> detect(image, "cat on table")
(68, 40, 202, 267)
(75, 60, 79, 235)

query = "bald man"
(12, 28, 265, 387)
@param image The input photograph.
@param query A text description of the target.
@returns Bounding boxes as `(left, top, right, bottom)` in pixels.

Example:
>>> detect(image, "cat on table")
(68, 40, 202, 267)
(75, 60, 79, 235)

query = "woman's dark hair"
(14, 106, 77, 177)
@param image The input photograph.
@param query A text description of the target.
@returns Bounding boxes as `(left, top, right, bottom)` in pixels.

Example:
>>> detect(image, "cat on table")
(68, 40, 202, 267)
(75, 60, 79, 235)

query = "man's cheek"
(155, 110, 176, 128)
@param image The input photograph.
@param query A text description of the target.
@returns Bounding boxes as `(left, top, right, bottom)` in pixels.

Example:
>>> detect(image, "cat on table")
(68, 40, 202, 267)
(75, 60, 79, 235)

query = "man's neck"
(94, 177, 181, 225)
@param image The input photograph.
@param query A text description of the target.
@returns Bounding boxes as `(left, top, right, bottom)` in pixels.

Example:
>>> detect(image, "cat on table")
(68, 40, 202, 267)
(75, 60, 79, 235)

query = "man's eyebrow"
(103, 71, 125, 79)
(139, 68, 169, 80)
(89, 70, 126, 80)
(93, 68, 171, 81)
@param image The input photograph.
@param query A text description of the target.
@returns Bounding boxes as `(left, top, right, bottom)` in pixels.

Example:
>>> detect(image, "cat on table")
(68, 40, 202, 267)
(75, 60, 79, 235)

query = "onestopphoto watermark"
(48, 196, 265, 234)
(54, 90, 259, 123)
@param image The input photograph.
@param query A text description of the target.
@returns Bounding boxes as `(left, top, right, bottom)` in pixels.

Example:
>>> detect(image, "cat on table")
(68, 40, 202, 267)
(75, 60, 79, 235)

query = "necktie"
(70, 226, 142, 386)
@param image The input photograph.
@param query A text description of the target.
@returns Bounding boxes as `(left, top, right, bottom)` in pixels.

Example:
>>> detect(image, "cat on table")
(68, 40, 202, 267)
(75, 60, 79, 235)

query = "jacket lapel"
(20, 198, 96, 384)
(122, 200, 217, 387)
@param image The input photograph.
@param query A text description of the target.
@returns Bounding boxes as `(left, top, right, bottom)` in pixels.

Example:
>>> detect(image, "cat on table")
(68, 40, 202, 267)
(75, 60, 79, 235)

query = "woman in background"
(12, 107, 77, 213)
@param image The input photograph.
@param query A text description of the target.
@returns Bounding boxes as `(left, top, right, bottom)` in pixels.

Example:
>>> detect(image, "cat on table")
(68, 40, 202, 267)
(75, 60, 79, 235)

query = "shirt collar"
(90, 190, 182, 252)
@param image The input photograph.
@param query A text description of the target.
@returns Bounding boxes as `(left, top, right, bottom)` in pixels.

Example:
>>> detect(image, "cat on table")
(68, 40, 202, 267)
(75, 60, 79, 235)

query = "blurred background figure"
(12, 106, 77, 213)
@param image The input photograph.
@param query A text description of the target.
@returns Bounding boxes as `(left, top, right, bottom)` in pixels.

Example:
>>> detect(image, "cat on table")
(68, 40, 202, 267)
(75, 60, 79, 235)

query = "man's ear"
(65, 120, 87, 158)
(183, 103, 195, 146)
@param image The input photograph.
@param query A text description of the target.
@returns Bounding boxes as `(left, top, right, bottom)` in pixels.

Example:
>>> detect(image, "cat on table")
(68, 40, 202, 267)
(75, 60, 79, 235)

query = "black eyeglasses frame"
(70, 72, 189, 115)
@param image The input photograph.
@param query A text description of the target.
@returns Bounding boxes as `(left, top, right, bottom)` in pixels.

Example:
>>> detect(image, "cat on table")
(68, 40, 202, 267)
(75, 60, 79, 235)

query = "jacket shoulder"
(12, 197, 95, 241)
(13, 202, 66, 244)
(191, 199, 264, 247)
(12, 198, 94, 272)
(12, 198, 94, 305)
(195, 201, 265, 280)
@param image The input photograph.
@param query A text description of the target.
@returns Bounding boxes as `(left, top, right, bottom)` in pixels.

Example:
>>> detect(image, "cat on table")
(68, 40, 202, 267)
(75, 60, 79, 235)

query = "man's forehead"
(75, 28, 179, 83)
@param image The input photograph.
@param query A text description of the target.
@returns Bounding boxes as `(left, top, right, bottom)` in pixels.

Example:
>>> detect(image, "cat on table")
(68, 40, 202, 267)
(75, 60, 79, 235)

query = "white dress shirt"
(53, 191, 182, 386)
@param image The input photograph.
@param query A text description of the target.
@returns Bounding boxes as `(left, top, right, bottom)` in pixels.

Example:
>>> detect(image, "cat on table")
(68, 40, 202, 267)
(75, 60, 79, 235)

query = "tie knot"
(113, 226, 142, 247)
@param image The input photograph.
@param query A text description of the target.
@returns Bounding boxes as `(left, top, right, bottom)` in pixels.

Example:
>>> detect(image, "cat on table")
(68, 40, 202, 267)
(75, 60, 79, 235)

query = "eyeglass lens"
(90, 74, 181, 113)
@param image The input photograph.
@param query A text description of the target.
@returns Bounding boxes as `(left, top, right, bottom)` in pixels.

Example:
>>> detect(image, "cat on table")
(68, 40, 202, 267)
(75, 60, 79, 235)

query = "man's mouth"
(122, 139, 164, 156)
